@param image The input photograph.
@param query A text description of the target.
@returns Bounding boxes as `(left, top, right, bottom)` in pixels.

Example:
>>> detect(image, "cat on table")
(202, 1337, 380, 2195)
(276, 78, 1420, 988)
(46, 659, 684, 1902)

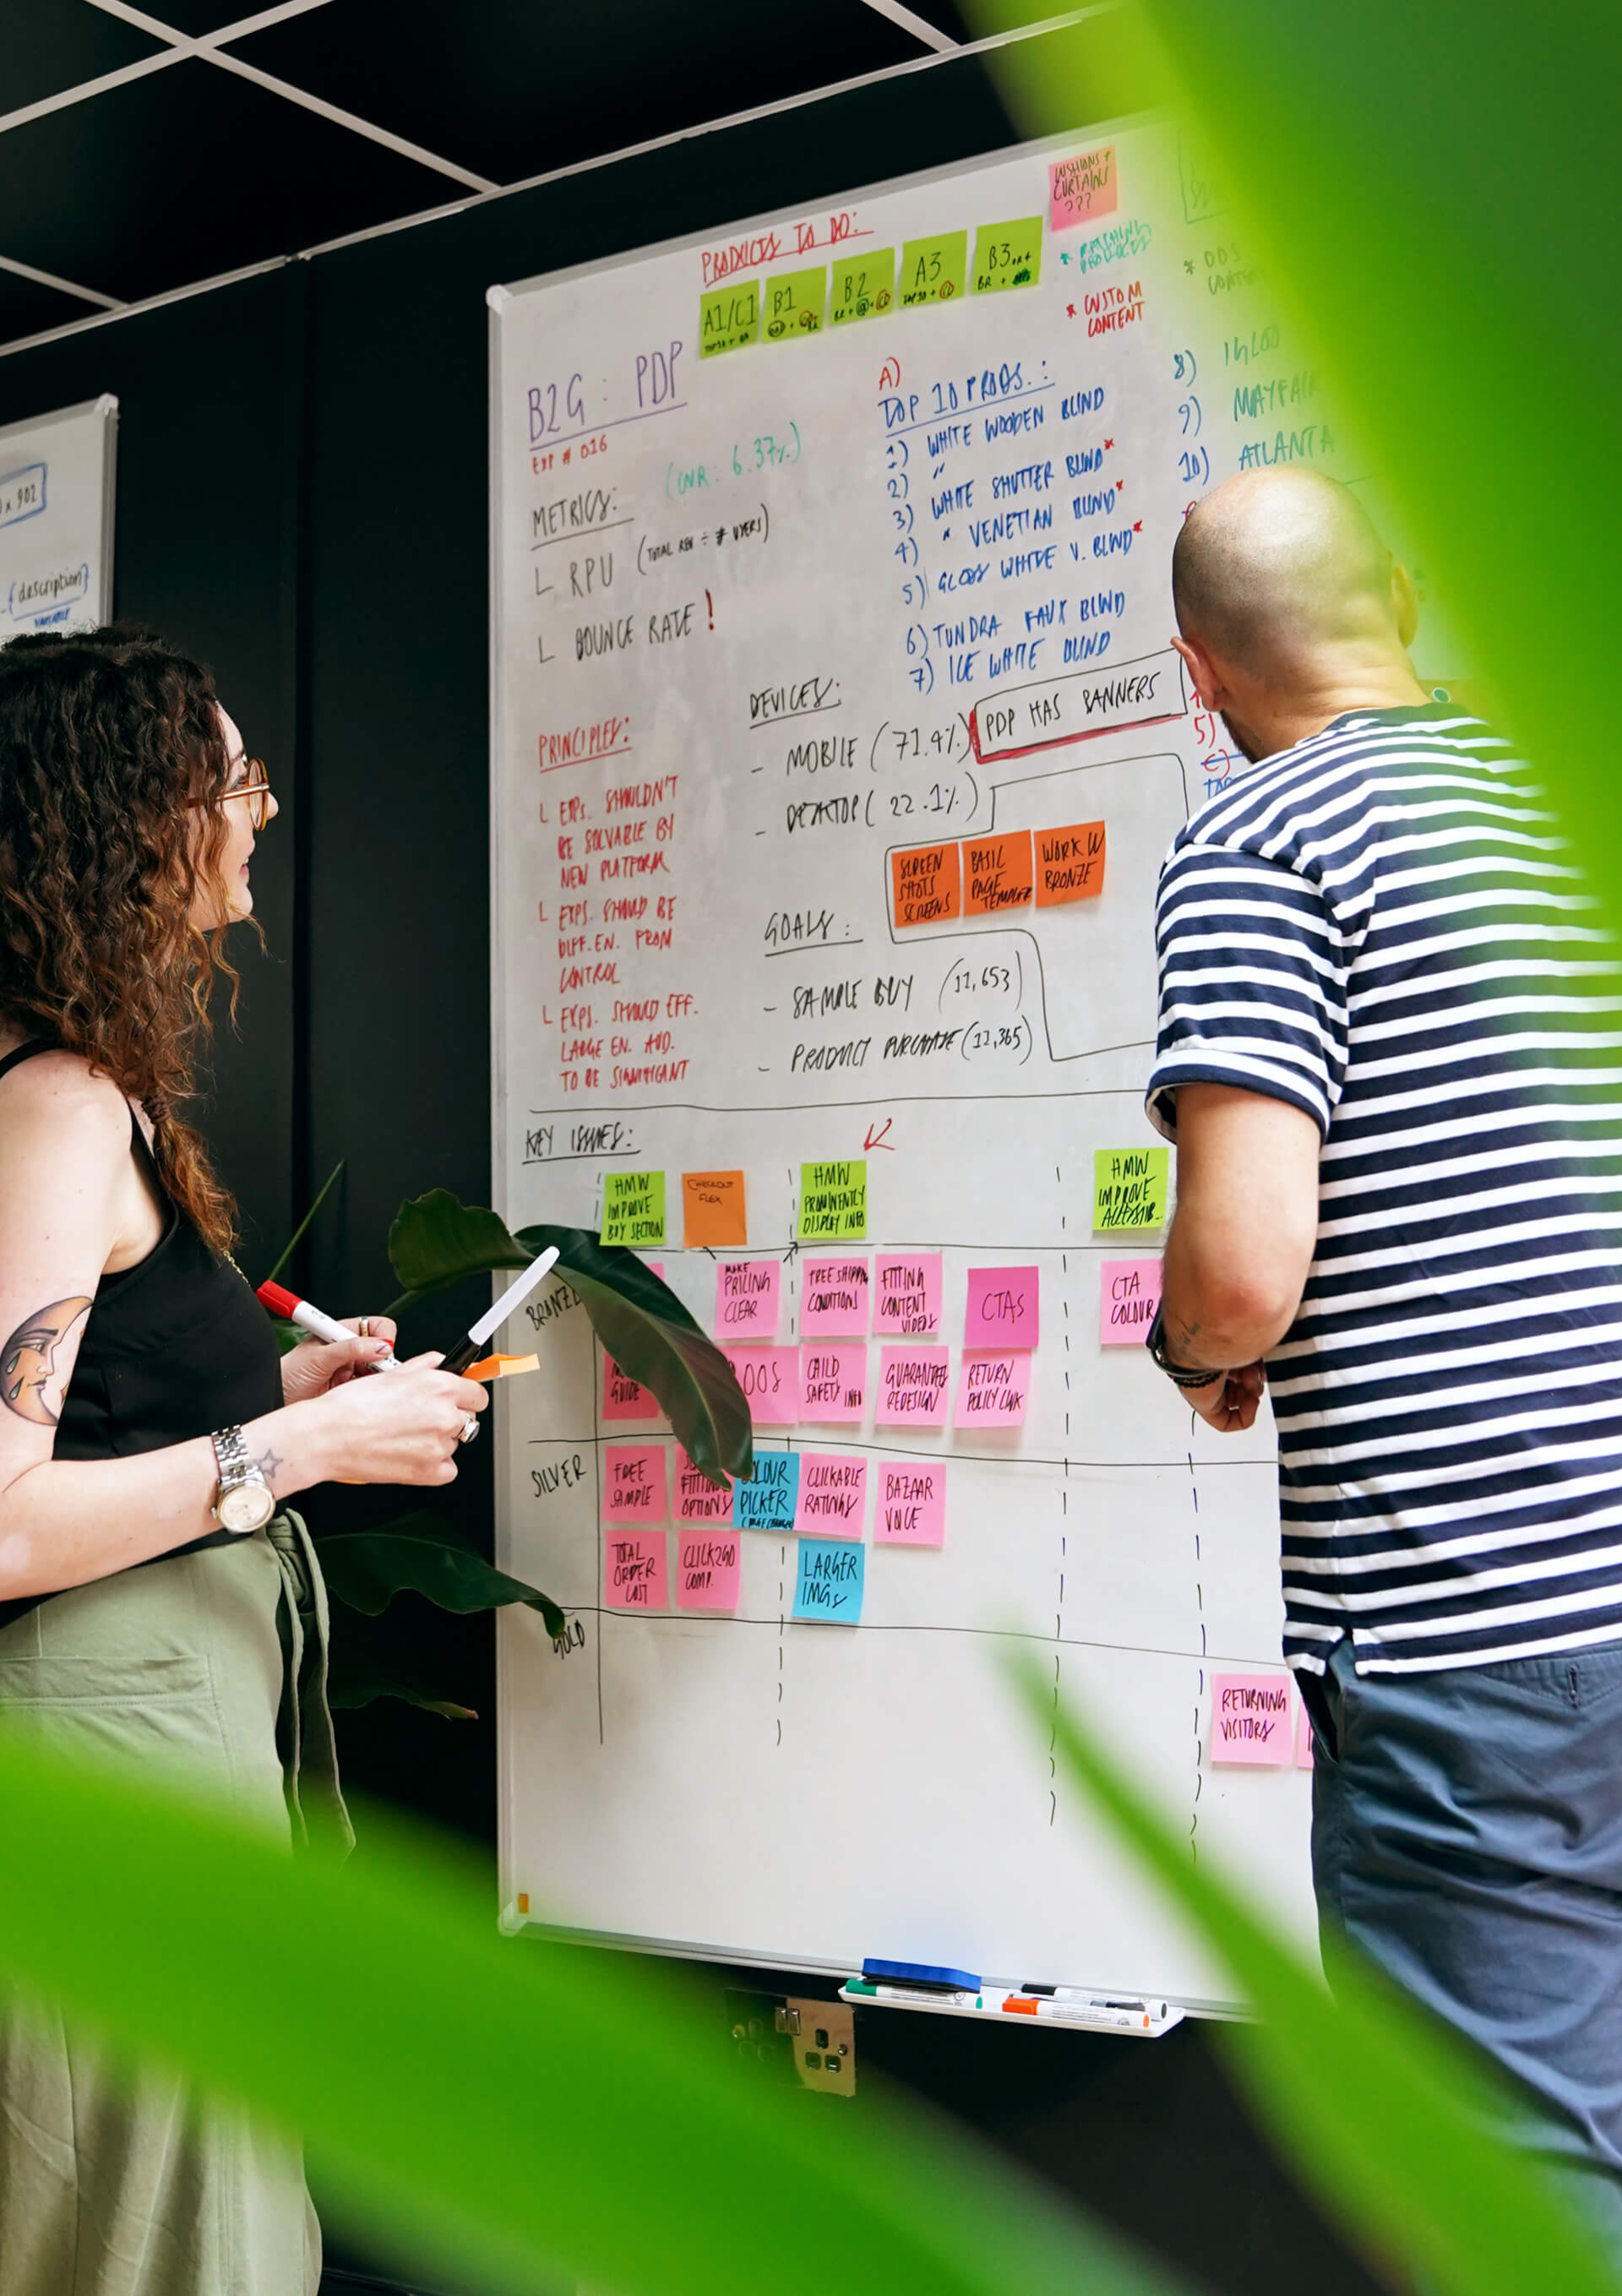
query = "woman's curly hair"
(0, 626, 252, 1254)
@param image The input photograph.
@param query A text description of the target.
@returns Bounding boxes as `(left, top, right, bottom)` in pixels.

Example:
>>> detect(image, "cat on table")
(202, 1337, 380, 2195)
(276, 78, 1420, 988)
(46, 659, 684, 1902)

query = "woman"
(0, 626, 486, 2296)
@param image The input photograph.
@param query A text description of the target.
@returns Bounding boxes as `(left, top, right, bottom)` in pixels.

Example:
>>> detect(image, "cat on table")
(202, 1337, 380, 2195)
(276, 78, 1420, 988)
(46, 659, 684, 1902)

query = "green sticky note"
(798, 1161, 868, 1242)
(1092, 1148, 1168, 1232)
(899, 231, 967, 308)
(601, 1169, 666, 1246)
(699, 281, 760, 359)
(830, 249, 895, 324)
(763, 266, 826, 342)
(973, 215, 1043, 294)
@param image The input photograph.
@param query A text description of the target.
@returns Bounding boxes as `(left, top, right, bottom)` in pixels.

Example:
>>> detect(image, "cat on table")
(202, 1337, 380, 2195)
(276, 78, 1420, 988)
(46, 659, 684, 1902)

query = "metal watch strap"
(210, 1423, 271, 1529)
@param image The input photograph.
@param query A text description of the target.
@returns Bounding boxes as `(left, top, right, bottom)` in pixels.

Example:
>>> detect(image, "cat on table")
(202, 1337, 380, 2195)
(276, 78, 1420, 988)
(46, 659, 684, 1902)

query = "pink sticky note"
(724, 1346, 798, 1424)
(1211, 1673, 1293, 1766)
(673, 1527, 741, 1611)
(965, 1265, 1039, 1348)
(673, 1446, 734, 1523)
(715, 1258, 781, 1340)
(955, 1351, 1031, 1428)
(800, 1254, 871, 1337)
(798, 1343, 867, 1422)
(876, 1345, 950, 1425)
(1295, 1695, 1315, 1771)
(798, 1453, 868, 1538)
(605, 1529, 667, 1610)
(601, 1445, 668, 1523)
(1100, 1258, 1162, 1347)
(1048, 145, 1119, 231)
(874, 1252, 943, 1336)
(602, 1355, 660, 1420)
(875, 1459, 946, 1546)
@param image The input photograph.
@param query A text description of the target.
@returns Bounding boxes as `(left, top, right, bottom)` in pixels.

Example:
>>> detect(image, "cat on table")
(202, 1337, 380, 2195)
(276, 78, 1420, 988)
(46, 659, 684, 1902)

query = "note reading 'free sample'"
(965, 1265, 1039, 1347)
(800, 1255, 870, 1336)
(602, 1445, 668, 1523)
(798, 1453, 868, 1537)
(674, 1530, 741, 1612)
(1048, 146, 1119, 231)
(874, 1251, 942, 1335)
(1100, 1259, 1162, 1345)
(734, 1450, 802, 1533)
(792, 1537, 865, 1623)
(798, 1344, 866, 1422)
(601, 1168, 666, 1246)
(722, 1345, 797, 1424)
(798, 1160, 868, 1241)
(875, 1461, 946, 1546)
(673, 1448, 734, 1524)
(1093, 1147, 1168, 1232)
(682, 1168, 747, 1249)
(1211, 1673, 1293, 1766)
(715, 1259, 781, 1339)
(605, 1532, 667, 1611)
(877, 1347, 950, 1426)
(955, 1352, 1031, 1427)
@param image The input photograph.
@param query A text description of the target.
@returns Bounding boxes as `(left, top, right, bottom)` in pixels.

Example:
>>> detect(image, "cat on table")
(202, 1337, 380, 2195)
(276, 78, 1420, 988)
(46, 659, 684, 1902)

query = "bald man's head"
(1172, 470, 1401, 680)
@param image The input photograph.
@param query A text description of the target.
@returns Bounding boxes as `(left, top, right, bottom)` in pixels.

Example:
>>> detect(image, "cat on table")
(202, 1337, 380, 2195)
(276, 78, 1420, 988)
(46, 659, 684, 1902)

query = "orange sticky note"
(890, 841, 961, 929)
(962, 830, 1034, 917)
(464, 1352, 540, 1380)
(1035, 820, 1106, 906)
(683, 1169, 747, 1248)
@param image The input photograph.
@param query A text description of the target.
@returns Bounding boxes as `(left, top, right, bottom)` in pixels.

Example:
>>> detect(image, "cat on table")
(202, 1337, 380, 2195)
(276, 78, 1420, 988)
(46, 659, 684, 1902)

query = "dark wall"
(0, 33, 1376, 2296)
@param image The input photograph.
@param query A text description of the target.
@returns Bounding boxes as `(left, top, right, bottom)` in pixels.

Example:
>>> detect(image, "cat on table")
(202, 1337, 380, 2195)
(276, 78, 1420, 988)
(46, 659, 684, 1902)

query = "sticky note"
(890, 841, 961, 929)
(673, 1447, 735, 1523)
(900, 230, 967, 307)
(1295, 1695, 1315, 1771)
(674, 1528, 741, 1611)
(955, 1352, 1031, 1427)
(601, 1169, 665, 1246)
(603, 1356, 660, 1420)
(683, 1168, 747, 1248)
(875, 1461, 946, 1546)
(716, 1259, 781, 1340)
(733, 1449, 802, 1532)
(965, 1265, 1039, 1348)
(602, 1445, 668, 1522)
(605, 1530, 667, 1610)
(830, 248, 894, 324)
(1036, 820, 1106, 906)
(799, 1343, 867, 1422)
(792, 1537, 865, 1623)
(1093, 1146, 1169, 1232)
(1211, 1673, 1293, 1766)
(723, 1346, 798, 1424)
(699, 280, 759, 357)
(973, 215, 1043, 294)
(874, 1252, 942, 1336)
(1100, 1258, 1162, 1346)
(800, 1254, 870, 1336)
(961, 830, 1034, 916)
(764, 264, 825, 341)
(798, 1160, 867, 1242)
(464, 1352, 538, 1380)
(798, 1453, 868, 1537)
(877, 1346, 950, 1426)
(1048, 146, 1119, 231)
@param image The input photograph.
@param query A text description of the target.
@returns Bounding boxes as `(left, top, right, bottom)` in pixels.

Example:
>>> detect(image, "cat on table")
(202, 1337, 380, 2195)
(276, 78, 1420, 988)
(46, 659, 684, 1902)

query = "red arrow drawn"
(863, 1118, 895, 1152)
(1132, 520, 1143, 533)
(1104, 437, 1114, 449)
(1115, 477, 1125, 490)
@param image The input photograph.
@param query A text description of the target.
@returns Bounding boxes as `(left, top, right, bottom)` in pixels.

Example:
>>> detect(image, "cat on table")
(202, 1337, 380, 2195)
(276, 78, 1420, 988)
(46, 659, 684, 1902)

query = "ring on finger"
(459, 1414, 482, 1444)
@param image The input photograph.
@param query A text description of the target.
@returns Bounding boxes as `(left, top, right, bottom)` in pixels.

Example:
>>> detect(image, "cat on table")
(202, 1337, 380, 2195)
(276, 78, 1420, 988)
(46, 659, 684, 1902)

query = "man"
(1145, 466, 1622, 2236)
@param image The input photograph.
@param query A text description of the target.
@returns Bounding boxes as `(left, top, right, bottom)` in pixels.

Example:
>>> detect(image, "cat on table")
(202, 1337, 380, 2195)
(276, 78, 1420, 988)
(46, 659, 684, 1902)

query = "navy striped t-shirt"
(1146, 704, 1622, 1675)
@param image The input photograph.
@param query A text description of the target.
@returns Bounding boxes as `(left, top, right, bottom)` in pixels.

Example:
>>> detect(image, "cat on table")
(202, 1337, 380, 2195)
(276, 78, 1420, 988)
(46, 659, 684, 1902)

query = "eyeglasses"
(220, 758, 273, 831)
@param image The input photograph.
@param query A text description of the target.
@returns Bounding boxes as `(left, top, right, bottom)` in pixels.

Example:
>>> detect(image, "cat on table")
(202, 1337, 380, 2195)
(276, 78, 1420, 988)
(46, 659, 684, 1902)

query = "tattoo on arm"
(1, 1297, 94, 1426)
(254, 1447, 284, 1488)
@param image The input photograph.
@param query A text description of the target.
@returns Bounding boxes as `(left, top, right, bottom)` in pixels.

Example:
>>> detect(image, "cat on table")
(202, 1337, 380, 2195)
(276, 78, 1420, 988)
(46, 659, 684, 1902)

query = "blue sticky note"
(733, 1450, 801, 1532)
(792, 1537, 865, 1624)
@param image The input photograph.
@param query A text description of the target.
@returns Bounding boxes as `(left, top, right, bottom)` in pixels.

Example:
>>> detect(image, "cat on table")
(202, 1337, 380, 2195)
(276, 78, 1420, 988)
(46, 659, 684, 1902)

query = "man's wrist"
(1146, 1303, 1225, 1389)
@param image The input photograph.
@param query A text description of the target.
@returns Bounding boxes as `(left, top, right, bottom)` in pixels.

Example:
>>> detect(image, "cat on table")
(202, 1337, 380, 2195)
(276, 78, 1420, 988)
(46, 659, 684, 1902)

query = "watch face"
(219, 1479, 275, 1533)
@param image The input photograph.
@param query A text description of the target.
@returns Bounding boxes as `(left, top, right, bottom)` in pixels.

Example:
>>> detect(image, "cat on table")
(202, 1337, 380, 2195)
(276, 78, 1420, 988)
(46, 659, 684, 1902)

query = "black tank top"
(0, 1038, 283, 1630)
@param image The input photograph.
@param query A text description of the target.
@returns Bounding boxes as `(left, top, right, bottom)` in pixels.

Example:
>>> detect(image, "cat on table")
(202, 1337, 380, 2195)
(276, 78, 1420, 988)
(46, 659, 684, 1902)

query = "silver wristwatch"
(210, 1424, 275, 1534)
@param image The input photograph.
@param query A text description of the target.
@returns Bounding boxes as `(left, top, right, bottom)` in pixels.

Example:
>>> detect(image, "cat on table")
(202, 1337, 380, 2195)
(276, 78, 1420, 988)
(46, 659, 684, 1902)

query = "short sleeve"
(1145, 838, 1347, 1141)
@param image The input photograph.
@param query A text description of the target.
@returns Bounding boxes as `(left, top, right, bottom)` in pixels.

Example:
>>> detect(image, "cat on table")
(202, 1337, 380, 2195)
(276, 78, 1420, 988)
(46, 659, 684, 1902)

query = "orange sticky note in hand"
(683, 1169, 747, 1248)
(464, 1352, 540, 1380)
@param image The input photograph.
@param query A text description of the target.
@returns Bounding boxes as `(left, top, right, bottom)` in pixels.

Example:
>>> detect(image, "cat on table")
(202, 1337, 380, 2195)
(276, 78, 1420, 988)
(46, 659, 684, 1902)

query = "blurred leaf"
(326, 1619, 478, 1722)
(319, 1512, 565, 1639)
(0, 1730, 1193, 2296)
(1012, 1656, 1620, 2296)
(263, 1160, 346, 1287)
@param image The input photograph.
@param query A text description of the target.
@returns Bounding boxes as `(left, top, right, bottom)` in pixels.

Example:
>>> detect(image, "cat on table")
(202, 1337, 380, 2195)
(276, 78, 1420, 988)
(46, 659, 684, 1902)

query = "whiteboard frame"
(0, 394, 118, 631)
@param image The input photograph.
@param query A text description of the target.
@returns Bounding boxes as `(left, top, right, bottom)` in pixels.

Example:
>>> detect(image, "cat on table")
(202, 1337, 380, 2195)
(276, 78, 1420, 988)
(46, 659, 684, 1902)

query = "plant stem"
(264, 1162, 346, 1285)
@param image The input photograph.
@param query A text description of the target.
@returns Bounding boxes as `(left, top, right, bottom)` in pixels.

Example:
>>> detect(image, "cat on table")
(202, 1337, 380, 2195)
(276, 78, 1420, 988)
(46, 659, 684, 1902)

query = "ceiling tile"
(223, 0, 934, 188)
(0, 264, 106, 350)
(0, 58, 461, 306)
(4, 2, 169, 116)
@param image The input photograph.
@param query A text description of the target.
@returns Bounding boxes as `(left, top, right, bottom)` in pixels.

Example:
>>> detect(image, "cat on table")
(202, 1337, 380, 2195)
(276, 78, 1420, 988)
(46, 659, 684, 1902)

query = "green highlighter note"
(1092, 1147, 1168, 1232)
(798, 1161, 868, 1241)
(899, 231, 967, 307)
(601, 1170, 667, 1246)
(699, 282, 760, 358)
(973, 216, 1043, 294)
(830, 249, 895, 324)
(764, 266, 826, 341)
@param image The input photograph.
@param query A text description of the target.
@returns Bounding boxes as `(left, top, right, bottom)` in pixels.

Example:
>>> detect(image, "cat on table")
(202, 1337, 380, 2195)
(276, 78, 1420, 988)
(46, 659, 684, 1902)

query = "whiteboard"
(0, 396, 117, 641)
(487, 121, 1460, 2008)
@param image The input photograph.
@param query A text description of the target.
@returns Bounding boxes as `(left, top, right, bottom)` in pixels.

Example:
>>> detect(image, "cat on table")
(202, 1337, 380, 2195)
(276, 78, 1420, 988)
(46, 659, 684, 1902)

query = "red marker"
(257, 1278, 399, 1363)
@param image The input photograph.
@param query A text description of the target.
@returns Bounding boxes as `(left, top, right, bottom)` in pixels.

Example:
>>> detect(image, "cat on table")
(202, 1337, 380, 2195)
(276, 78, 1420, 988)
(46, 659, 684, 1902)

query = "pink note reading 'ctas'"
(673, 1447, 734, 1524)
(874, 1252, 942, 1336)
(965, 1265, 1039, 1348)
(798, 1453, 868, 1538)
(800, 1254, 870, 1337)
(955, 1352, 1030, 1427)
(674, 1528, 741, 1611)
(602, 1445, 668, 1522)
(1211, 1673, 1293, 1766)
(798, 1343, 866, 1422)
(715, 1259, 781, 1340)
(723, 1346, 798, 1424)
(875, 1460, 946, 1546)
(1099, 1258, 1162, 1347)
(877, 1346, 950, 1425)
(604, 1529, 667, 1610)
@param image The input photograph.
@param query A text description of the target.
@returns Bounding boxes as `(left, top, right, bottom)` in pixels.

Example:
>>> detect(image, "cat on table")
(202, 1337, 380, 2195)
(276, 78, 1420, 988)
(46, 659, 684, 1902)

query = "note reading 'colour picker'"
(798, 1453, 868, 1537)
(699, 280, 759, 357)
(601, 1169, 665, 1246)
(792, 1537, 865, 1623)
(1211, 1674, 1293, 1766)
(972, 217, 1042, 295)
(874, 1251, 942, 1336)
(602, 1445, 668, 1523)
(733, 1450, 802, 1533)
(722, 1346, 797, 1425)
(877, 1346, 950, 1426)
(961, 830, 1034, 916)
(798, 1160, 867, 1242)
(899, 229, 967, 307)
(798, 1344, 867, 1423)
(955, 1352, 1031, 1427)
(1093, 1147, 1168, 1232)
(1048, 146, 1119, 231)
(715, 1259, 781, 1339)
(830, 248, 894, 324)
(764, 265, 825, 340)
(605, 1531, 667, 1611)
(674, 1530, 741, 1612)
(673, 1448, 734, 1524)
(1100, 1259, 1162, 1346)
(965, 1265, 1039, 1348)
(875, 1461, 946, 1546)
(890, 841, 961, 929)
(1035, 820, 1106, 906)
(683, 1169, 746, 1248)
(800, 1255, 870, 1336)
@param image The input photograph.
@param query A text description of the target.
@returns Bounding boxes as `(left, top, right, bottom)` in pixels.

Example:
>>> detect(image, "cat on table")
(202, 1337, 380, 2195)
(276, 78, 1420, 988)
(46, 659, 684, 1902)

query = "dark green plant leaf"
(319, 1512, 566, 1639)
(326, 1617, 477, 1722)
(385, 1188, 531, 1314)
(1011, 1656, 1621, 2296)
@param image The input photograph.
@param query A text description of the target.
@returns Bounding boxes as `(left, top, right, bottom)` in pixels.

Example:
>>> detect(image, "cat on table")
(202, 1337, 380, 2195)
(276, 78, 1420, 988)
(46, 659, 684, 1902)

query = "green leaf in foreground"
(318, 1511, 566, 1639)
(0, 1732, 1192, 2296)
(385, 1188, 531, 1314)
(1011, 1657, 1621, 2296)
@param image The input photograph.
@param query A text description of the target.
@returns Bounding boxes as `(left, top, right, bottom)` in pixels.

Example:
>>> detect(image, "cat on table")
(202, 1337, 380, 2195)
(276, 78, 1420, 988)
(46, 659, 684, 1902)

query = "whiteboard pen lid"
(442, 1248, 562, 1373)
